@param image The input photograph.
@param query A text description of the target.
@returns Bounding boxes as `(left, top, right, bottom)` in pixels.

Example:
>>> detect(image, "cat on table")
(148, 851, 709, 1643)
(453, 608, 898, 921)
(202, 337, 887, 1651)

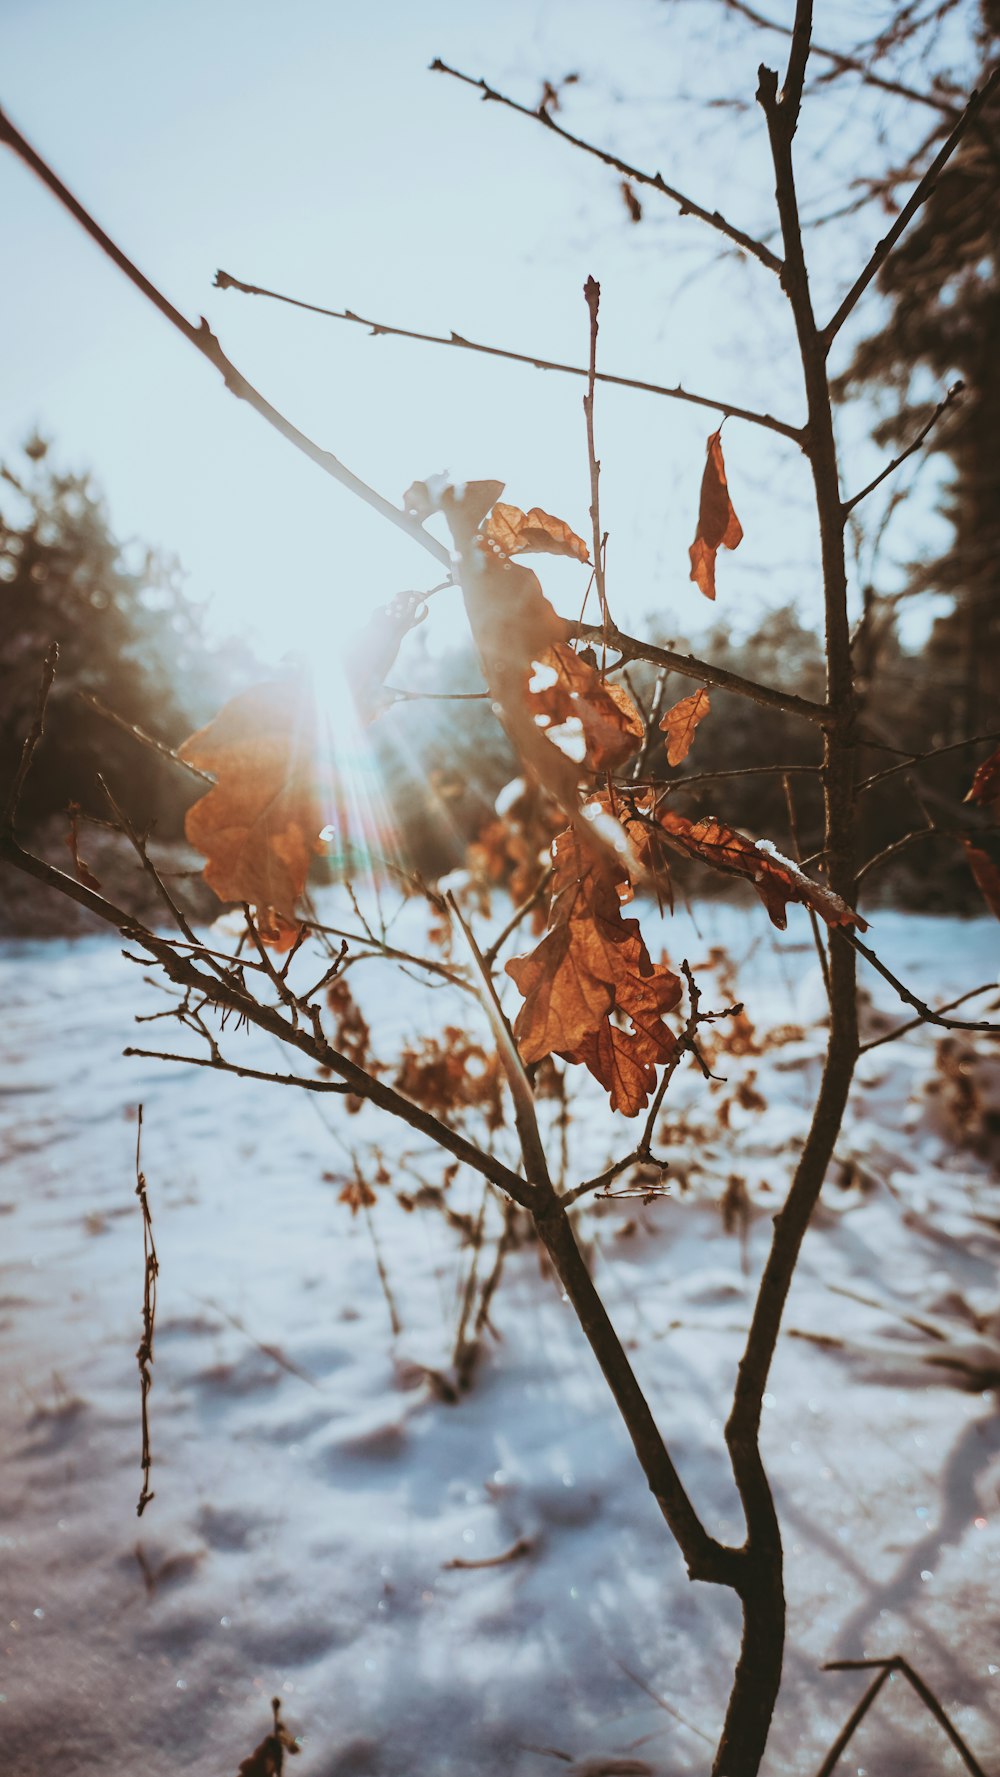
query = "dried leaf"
(63, 801, 101, 892)
(964, 840, 1000, 921)
(653, 808, 865, 932)
(966, 744, 1000, 818)
(482, 502, 589, 562)
(660, 689, 711, 766)
(179, 676, 325, 934)
(689, 430, 743, 601)
(394, 1027, 503, 1128)
(621, 181, 643, 223)
(530, 643, 644, 772)
(346, 589, 429, 723)
(506, 826, 682, 1116)
(403, 476, 505, 530)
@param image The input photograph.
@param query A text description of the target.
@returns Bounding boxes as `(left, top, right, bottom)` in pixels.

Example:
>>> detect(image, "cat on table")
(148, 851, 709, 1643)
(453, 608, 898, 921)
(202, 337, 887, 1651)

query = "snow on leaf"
(179, 676, 326, 937)
(689, 429, 743, 601)
(660, 688, 711, 766)
(651, 807, 866, 932)
(403, 476, 505, 530)
(506, 825, 681, 1116)
(529, 643, 644, 772)
(482, 501, 589, 562)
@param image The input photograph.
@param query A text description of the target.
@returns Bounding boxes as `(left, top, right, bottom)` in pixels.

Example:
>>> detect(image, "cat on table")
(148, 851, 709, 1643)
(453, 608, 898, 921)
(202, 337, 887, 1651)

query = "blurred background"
(1, 0, 997, 918)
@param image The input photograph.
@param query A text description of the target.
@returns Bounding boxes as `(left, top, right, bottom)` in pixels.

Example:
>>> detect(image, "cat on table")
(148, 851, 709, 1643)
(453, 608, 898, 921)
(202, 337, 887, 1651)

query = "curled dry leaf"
(179, 676, 326, 937)
(648, 806, 866, 932)
(966, 743, 1000, 818)
(506, 825, 682, 1116)
(660, 688, 711, 766)
(237, 1697, 299, 1776)
(530, 643, 644, 772)
(963, 840, 1000, 921)
(689, 429, 743, 601)
(346, 588, 429, 723)
(482, 501, 589, 562)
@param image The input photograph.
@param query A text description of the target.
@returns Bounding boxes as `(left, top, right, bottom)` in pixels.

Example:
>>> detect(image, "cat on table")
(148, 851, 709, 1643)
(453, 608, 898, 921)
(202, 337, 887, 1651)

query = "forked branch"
(430, 59, 783, 274)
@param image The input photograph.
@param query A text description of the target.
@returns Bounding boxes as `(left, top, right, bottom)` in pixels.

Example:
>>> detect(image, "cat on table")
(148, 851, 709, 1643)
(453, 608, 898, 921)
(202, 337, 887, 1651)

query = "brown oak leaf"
(529, 643, 644, 773)
(689, 430, 743, 601)
(506, 825, 682, 1115)
(482, 502, 589, 562)
(179, 676, 325, 935)
(660, 688, 711, 766)
(652, 808, 865, 932)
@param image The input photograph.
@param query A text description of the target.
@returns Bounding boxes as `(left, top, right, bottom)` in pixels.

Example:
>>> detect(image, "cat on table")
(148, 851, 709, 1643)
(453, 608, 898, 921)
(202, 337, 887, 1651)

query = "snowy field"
(2, 900, 999, 1776)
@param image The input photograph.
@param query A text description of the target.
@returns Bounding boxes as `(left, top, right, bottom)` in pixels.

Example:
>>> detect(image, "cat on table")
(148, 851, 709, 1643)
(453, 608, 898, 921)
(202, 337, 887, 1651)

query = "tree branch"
(215, 271, 805, 443)
(859, 727, 1000, 791)
(842, 381, 963, 512)
(573, 622, 831, 725)
(0, 834, 537, 1207)
(0, 106, 451, 570)
(823, 67, 1000, 348)
(858, 982, 998, 1055)
(123, 1047, 352, 1093)
(429, 59, 783, 274)
(721, 0, 961, 116)
(848, 932, 1000, 1034)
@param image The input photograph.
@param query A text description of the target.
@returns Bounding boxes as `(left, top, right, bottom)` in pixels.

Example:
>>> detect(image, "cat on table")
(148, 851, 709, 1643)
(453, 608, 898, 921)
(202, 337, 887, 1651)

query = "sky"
(0, 0, 968, 671)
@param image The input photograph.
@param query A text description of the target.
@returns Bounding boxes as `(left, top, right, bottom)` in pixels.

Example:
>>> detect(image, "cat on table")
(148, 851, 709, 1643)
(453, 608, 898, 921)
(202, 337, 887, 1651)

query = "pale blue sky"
(0, 0, 960, 667)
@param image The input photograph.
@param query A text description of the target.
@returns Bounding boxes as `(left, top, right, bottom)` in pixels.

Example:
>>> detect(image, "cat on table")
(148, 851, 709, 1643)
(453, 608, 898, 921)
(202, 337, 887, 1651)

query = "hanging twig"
(134, 1107, 158, 1517)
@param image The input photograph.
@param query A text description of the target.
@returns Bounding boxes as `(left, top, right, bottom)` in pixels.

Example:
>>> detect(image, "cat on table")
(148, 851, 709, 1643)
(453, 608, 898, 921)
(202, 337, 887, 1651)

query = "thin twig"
(823, 67, 1000, 347)
(573, 622, 831, 724)
(813, 1664, 893, 1777)
(361, 1180, 402, 1338)
(821, 1657, 988, 1777)
(77, 690, 214, 783)
(858, 982, 998, 1055)
(2, 642, 58, 834)
(442, 1536, 532, 1571)
(842, 381, 963, 512)
(848, 933, 1000, 1034)
(134, 1107, 157, 1516)
(783, 772, 830, 997)
(859, 727, 1000, 791)
(721, 0, 960, 115)
(855, 824, 937, 882)
(430, 60, 783, 273)
(123, 1045, 352, 1092)
(214, 270, 804, 441)
(0, 106, 451, 569)
(583, 275, 611, 642)
(482, 868, 553, 971)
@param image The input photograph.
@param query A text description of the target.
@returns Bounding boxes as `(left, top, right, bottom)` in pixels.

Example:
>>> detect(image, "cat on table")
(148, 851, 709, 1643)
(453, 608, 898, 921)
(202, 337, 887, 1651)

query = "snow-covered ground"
(2, 900, 999, 1776)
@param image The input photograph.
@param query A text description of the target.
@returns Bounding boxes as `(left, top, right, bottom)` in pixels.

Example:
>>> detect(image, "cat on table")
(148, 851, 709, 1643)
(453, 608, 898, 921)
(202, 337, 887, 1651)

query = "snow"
(2, 903, 999, 1776)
